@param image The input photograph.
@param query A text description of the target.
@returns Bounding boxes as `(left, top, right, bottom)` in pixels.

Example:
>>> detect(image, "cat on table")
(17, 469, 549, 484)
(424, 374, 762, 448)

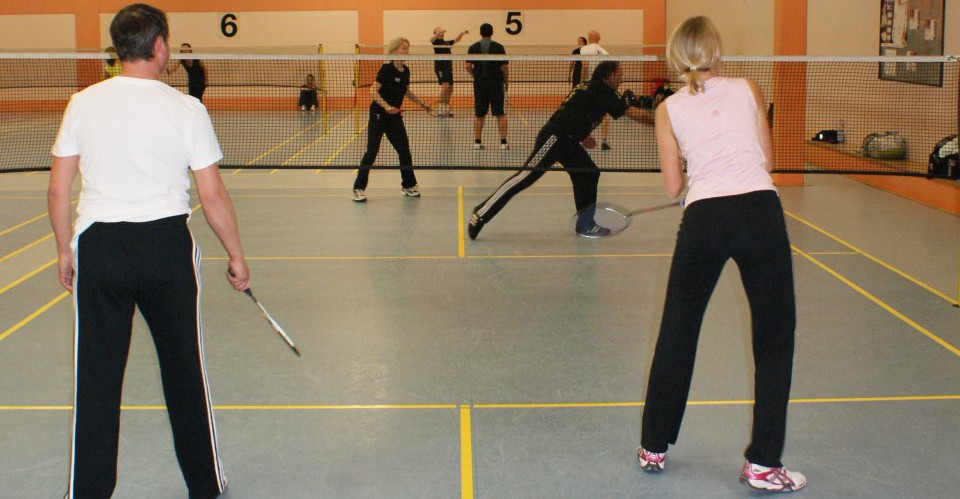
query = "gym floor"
(1, 166, 958, 498)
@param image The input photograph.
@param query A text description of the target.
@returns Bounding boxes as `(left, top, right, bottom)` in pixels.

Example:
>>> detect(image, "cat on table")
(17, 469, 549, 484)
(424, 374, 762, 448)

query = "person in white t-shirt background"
(635, 16, 806, 494)
(578, 30, 613, 150)
(48, 3, 248, 498)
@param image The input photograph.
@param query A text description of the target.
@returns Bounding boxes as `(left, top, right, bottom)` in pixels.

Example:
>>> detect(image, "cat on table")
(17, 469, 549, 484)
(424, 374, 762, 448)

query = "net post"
(354, 44, 361, 134)
(318, 43, 328, 134)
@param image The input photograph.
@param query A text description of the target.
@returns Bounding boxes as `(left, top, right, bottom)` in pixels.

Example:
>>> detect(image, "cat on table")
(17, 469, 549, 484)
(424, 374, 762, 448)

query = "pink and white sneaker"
(636, 446, 666, 473)
(739, 462, 807, 492)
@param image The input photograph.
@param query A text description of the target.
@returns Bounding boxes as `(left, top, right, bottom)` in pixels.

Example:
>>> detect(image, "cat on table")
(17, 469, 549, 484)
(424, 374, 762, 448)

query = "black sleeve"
(599, 85, 628, 119)
(375, 64, 391, 86)
(467, 43, 480, 55)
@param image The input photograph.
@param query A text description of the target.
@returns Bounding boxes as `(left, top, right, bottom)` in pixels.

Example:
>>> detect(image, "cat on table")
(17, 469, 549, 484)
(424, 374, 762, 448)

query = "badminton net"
(0, 53, 956, 177)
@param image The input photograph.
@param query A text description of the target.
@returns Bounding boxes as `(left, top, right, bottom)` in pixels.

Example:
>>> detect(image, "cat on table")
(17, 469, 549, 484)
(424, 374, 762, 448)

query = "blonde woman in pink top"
(636, 16, 806, 493)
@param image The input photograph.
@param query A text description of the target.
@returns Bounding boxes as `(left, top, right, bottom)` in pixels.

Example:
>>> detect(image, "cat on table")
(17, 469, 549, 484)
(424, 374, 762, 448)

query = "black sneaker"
(468, 210, 485, 240)
(576, 224, 611, 238)
(601, 141, 611, 151)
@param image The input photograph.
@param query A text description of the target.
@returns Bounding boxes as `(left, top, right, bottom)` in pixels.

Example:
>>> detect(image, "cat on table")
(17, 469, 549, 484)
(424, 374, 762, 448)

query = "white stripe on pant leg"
(66, 245, 80, 499)
(190, 236, 227, 491)
(476, 134, 557, 219)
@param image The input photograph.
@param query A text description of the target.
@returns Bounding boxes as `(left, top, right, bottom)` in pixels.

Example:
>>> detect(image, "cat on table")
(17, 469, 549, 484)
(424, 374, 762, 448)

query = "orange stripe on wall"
(75, 0, 100, 52)
(641, 0, 665, 49)
(370, 1, 644, 8)
(772, 0, 806, 185)
(95, 1, 362, 12)
(0, 1, 73, 15)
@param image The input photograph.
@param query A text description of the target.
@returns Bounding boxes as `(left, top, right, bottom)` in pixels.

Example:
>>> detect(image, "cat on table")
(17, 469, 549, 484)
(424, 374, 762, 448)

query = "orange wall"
(0, 1, 657, 50)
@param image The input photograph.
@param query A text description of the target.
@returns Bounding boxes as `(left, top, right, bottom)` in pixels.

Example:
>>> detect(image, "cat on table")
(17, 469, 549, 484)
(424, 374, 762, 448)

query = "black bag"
(812, 130, 841, 144)
(928, 134, 958, 179)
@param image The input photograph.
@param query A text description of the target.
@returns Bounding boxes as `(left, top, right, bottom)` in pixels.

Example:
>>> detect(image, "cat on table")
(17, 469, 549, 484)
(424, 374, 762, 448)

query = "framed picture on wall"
(878, 0, 945, 86)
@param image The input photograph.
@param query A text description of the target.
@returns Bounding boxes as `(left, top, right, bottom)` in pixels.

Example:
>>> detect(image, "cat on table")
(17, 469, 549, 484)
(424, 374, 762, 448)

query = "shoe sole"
(739, 477, 804, 493)
(639, 462, 664, 473)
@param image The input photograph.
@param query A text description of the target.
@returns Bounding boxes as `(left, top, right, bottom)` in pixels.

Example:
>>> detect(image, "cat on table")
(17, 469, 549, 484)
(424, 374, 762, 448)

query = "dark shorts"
(434, 62, 454, 85)
(473, 79, 505, 117)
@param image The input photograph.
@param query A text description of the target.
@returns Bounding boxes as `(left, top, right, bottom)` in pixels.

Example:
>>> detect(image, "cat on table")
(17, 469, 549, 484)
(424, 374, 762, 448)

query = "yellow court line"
(785, 210, 955, 304)
(271, 115, 355, 173)
(316, 126, 367, 173)
(473, 395, 960, 409)
(468, 253, 674, 260)
(214, 404, 458, 410)
(231, 114, 334, 174)
(460, 405, 474, 499)
(5, 395, 958, 412)
(458, 186, 465, 258)
(197, 250, 851, 264)
(0, 291, 70, 342)
(0, 233, 53, 264)
(0, 212, 49, 237)
(0, 258, 56, 296)
(793, 244, 960, 358)
(204, 255, 460, 261)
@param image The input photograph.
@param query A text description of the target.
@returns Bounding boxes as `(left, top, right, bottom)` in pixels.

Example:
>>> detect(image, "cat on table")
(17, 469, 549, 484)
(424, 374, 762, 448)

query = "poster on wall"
(878, 0, 944, 86)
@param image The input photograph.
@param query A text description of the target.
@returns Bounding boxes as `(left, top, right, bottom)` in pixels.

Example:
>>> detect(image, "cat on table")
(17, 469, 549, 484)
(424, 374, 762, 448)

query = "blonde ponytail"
(667, 17, 722, 94)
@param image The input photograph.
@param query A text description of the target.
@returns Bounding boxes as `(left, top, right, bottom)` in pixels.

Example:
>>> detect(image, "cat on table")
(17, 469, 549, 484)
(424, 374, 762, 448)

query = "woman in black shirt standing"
(468, 61, 653, 239)
(353, 37, 429, 202)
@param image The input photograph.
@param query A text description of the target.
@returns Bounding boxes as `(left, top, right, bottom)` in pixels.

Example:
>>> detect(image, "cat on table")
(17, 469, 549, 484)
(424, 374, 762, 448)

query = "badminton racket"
(229, 270, 301, 357)
(425, 101, 452, 117)
(570, 200, 682, 237)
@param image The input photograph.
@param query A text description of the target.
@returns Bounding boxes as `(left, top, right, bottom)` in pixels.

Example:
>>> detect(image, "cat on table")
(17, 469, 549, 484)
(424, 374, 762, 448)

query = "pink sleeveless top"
(663, 77, 775, 206)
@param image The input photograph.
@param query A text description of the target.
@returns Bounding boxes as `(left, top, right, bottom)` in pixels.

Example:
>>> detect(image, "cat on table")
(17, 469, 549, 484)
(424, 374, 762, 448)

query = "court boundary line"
(3, 394, 958, 412)
(785, 210, 955, 305)
(793, 244, 960, 358)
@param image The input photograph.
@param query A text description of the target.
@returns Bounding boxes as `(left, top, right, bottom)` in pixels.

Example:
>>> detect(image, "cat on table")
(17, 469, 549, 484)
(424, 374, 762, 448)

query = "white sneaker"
(740, 462, 807, 493)
(500, 142, 509, 150)
(401, 185, 421, 197)
(474, 142, 484, 150)
(352, 189, 366, 202)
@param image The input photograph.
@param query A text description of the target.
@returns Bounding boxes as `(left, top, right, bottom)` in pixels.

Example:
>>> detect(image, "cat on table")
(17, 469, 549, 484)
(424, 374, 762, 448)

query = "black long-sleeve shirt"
(548, 79, 627, 141)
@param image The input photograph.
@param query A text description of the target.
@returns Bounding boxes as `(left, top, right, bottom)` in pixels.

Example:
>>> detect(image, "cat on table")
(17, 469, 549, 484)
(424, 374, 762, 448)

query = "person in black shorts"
(430, 27, 468, 114)
(569, 36, 587, 87)
(465, 23, 509, 150)
(352, 37, 429, 203)
(167, 42, 206, 102)
(468, 61, 654, 239)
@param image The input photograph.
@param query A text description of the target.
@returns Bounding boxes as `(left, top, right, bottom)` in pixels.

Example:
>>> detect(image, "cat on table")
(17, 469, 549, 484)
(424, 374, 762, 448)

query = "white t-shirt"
(52, 76, 223, 243)
(578, 43, 609, 56)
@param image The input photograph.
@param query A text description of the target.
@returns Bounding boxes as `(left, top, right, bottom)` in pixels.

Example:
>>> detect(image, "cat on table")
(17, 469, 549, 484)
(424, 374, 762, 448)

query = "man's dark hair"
(591, 60, 620, 82)
(480, 23, 493, 37)
(110, 3, 169, 62)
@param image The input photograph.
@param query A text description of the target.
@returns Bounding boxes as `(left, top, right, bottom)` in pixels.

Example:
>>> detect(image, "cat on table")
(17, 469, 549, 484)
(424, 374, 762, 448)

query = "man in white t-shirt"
(48, 4, 248, 498)
(579, 30, 613, 150)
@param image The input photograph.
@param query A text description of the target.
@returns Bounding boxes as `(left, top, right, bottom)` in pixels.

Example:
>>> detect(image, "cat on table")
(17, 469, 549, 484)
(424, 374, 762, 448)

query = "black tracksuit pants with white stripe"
(473, 123, 600, 223)
(68, 215, 225, 499)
